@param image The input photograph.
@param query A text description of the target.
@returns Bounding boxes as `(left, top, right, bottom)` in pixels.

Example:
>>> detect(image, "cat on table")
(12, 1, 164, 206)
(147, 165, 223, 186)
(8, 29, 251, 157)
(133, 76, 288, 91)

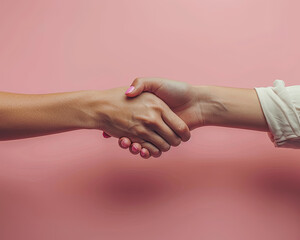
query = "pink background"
(1, 0, 300, 239)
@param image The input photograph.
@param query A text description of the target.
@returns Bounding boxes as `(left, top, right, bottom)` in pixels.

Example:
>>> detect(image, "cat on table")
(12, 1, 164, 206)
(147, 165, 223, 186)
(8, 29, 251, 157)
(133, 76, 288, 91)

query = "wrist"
(195, 85, 269, 131)
(72, 90, 108, 130)
(193, 85, 223, 128)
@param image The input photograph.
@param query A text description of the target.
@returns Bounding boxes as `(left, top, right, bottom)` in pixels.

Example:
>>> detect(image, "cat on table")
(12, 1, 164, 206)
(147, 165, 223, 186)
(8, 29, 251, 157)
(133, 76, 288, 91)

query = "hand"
(126, 78, 204, 130)
(104, 78, 206, 158)
(96, 87, 191, 158)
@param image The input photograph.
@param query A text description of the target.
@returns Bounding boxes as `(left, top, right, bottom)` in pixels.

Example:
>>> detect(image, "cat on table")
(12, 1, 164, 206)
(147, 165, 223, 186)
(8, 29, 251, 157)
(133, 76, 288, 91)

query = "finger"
(141, 142, 162, 158)
(140, 130, 171, 153)
(140, 148, 150, 159)
(118, 137, 131, 149)
(103, 132, 111, 138)
(130, 143, 142, 155)
(119, 137, 132, 148)
(120, 136, 161, 157)
(125, 78, 163, 97)
(161, 108, 191, 142)
(151, 120, 182, 147)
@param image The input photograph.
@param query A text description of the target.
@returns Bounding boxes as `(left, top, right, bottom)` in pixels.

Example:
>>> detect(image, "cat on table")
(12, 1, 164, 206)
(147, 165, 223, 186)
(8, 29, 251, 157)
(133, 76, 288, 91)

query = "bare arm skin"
(197, 85, 269, 131)
(0, 87, 191, 158)
(0, 90, 93, 140)
(116, 78, 269, 158)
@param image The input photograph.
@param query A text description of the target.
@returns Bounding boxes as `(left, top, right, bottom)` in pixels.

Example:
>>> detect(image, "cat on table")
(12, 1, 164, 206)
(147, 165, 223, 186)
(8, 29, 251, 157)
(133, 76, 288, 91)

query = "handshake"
(0, 77, 267, 153)
(100, 78, 207, 159)
(97, 77, 268, 158)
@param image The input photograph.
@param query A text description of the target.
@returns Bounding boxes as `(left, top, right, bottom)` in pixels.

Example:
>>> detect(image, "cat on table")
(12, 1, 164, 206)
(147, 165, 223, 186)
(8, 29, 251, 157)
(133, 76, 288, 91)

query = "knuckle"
(144, 98, 158, 108)
(141, 113, 159, 127)
(138, 131, 148, 139)
(133, 126, 147, 138)
(143, 93, 160, 105)
(143, 117, 156, 127)
(129, 135, 144, 144)
(151, 103, 162, 112)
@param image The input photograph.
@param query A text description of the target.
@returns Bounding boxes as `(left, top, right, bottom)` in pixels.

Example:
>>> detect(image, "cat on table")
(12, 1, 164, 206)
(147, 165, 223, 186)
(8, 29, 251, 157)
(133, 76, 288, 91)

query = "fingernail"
(121, 140, 128, 148)
(132, 145, 138, 152)
(103, 132, 110, 138)
(141, 151, 146, 157)
(125, 86, 135, 94)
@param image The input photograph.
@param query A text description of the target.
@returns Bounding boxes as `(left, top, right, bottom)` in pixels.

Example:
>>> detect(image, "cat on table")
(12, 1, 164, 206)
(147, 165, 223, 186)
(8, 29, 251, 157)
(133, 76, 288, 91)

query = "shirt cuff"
(254, 79, 300, 149)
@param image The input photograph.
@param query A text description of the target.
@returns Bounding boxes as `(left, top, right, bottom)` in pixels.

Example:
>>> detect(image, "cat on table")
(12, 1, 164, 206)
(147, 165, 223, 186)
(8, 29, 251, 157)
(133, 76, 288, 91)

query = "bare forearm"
(197, 86, 269, 132)
(0, 91, 97, 140)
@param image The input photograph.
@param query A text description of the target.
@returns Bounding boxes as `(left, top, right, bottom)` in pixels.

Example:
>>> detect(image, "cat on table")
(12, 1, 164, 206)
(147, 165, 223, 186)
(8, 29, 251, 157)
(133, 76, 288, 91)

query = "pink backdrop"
(1, 0, 300, 239)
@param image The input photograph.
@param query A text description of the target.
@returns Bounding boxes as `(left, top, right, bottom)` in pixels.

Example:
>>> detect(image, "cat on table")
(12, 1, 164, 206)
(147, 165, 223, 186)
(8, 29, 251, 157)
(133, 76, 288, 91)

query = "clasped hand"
(101, 78, 206, 159)
(97, 85, 192, 158)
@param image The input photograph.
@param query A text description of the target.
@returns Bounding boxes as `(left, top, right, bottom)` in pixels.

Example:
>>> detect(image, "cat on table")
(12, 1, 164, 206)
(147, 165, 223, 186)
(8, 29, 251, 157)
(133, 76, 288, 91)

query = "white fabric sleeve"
(254, 80, 300, 149)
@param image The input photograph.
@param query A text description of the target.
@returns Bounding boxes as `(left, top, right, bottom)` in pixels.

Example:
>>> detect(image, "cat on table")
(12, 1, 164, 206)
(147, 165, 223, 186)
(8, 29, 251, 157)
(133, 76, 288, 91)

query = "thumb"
(125, 78, 162, 98)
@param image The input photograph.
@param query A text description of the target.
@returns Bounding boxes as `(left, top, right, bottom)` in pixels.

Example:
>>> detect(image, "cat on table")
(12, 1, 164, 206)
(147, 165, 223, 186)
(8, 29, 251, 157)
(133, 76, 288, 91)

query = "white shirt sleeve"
(254, 80, 300, 149)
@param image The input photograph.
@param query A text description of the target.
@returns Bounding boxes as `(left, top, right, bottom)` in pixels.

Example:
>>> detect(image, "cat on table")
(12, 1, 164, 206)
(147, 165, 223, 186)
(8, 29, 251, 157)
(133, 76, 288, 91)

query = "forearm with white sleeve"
(255, 80, 300, 149)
